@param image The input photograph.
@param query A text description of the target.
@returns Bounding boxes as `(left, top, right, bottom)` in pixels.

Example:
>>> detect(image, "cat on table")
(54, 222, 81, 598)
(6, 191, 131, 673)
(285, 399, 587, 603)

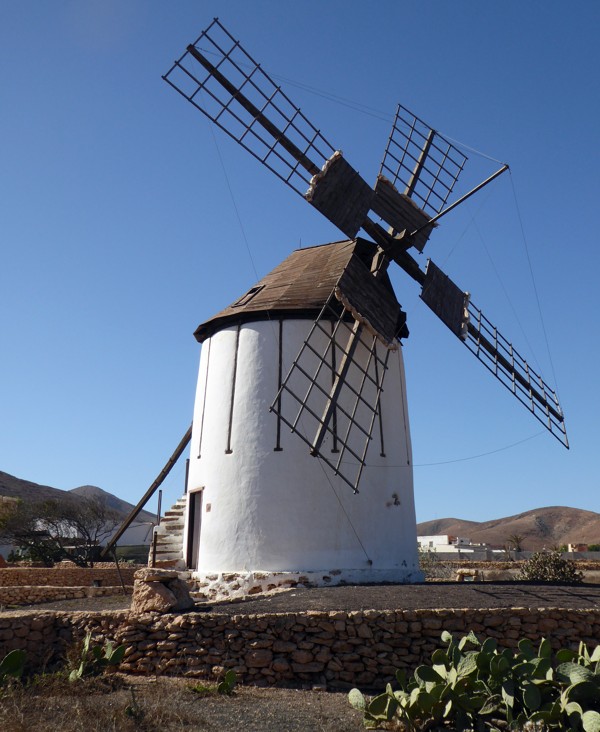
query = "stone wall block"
(245, 649, 273, 668)
(291, 650, 313, 664)
(292, 661, 325, 673)
(272, 640, 296, 653)
(248, 639, 272, 649)
(312, 635, 334, 647)
(356, 624, 373, 639)
(315, 649, 332, 663)
(422, 618, 443, 630)
(484, 615, 505, 628)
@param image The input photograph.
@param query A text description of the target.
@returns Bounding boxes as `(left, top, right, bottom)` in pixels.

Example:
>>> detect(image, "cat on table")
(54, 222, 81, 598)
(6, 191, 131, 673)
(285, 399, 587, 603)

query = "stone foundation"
(192, 568, 423, 601)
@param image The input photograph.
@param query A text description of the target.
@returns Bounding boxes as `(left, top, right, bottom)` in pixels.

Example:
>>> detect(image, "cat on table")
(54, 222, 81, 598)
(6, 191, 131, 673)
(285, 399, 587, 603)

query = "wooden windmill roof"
(194, 238, 408, 344)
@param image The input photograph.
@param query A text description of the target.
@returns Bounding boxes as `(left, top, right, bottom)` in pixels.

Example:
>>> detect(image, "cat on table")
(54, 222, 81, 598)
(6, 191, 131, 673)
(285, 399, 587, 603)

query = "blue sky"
(1, 1, 598, 525)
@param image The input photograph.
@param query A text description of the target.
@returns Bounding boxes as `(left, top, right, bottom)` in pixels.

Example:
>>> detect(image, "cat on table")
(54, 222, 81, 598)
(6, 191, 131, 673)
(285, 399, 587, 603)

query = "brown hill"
(0, 471, 68, 503)
(0, 471, 155, 523)
(69, 485, 155, 523)
(417, 506, 600, 551)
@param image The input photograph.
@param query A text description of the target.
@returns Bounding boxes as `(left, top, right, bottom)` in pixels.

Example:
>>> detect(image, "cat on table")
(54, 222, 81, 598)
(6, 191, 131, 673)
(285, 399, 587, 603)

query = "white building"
(418, 535, 473, 550)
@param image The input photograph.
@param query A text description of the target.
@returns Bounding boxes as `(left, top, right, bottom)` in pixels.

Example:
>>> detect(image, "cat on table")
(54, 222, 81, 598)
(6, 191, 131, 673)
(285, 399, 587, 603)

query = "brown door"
(186, 490, 203, 570)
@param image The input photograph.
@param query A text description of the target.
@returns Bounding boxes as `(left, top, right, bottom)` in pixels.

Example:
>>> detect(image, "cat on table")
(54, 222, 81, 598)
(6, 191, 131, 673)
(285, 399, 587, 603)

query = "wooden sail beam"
(185, 45, 321, 178)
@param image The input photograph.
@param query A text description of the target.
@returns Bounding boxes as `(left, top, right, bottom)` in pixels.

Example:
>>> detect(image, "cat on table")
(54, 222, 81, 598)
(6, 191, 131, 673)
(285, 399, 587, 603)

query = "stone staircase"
(149, 494, 187, 570)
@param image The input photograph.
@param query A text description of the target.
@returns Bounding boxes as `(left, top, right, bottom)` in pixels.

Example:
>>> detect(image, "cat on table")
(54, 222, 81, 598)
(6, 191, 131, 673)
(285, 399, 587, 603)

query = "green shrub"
(190, 670, 237, 697)
(68, 632, 125, 682)
(349, 631, 600, 731)
(518, 551, 584, 584)
(0, 650, 26, 685)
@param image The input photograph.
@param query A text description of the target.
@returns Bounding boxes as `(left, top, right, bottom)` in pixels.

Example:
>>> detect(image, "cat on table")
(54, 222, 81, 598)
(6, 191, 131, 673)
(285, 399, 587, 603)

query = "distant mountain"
(417, 506, 600, 551)
(0, 471, 68, 503)
(0, 471, 155, 523)
(70, 485, 155, 523)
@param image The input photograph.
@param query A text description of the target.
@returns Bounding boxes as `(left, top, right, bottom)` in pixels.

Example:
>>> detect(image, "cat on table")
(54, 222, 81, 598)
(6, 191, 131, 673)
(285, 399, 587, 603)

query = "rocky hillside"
(417, 506, 600, 551)
(0, 471, 155, 523)
(70, 484, 156, 523)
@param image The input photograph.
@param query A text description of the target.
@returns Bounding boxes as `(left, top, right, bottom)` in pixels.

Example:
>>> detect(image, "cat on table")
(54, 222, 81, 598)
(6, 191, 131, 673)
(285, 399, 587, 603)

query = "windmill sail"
(163, 20, 333, 197)
(378, 105, 467, 217)
(421, 260, 568, 448)
(269, 244, 405, 493)
(270, 289, 393, 493)
(371, 106, 468, 253)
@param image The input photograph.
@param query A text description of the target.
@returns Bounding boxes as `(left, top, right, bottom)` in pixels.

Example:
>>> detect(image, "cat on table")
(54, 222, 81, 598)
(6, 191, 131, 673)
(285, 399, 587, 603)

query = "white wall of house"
(109, 521, 154, 546)
(418, 535, 453, 548)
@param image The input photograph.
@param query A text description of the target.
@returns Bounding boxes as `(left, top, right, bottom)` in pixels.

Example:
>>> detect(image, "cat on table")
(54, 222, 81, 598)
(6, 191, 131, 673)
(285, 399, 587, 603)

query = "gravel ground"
(206, 582, 600, 614)
(9, 581, 600, 614)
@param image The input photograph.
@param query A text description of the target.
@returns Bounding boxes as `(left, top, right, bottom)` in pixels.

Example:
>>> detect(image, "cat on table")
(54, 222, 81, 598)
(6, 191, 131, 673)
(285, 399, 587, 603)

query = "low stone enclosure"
(3, 603, 600, 689)
(0, 584, 132, 606)
(3, 566, 600, 689)
(0, 566, 138, 587)
(0, 566, 137, 607)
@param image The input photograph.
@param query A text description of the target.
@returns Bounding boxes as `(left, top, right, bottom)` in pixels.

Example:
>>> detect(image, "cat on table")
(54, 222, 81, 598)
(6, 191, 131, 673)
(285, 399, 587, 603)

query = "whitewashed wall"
(185, 319, 422, 585)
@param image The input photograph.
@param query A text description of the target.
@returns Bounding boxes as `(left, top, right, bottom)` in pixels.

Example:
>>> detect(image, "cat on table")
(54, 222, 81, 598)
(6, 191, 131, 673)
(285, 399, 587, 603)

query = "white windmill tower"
(160, 20, 568, 597)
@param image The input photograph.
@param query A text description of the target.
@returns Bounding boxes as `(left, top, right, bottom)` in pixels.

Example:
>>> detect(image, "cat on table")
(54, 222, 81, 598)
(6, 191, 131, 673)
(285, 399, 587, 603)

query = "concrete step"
(156, 541, 183, 552)
(148, 493, 187, 568)
(156, 529, 184, 538)
(157, 522, 184, 531)
(156, 535, 183, 542)
(153, 550, 184, 560)
(155, 536, 183, 544)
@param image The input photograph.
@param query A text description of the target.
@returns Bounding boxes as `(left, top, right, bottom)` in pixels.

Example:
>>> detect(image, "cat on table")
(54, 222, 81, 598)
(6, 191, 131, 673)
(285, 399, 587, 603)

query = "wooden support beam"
(100, 424, 193, 559)
(311, 320, 363, 457)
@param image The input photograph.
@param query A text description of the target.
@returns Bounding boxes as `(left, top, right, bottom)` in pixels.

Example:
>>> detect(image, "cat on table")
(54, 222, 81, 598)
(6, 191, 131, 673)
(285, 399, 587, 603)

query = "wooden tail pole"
(412, 163, 510, 236)
(100, 424, 193, 559)
(112, 547, 127, 596)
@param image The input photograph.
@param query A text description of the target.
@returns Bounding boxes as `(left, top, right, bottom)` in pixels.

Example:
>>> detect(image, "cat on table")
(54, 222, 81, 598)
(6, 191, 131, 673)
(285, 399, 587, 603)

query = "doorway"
(186, 489, 203, 570)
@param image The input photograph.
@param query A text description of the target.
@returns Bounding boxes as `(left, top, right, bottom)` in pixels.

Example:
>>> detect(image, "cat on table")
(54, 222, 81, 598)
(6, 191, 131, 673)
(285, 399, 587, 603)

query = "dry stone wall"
(0, 567, 137, 588)
(0, 585, 132, 606)
(2, 607, 600, 689)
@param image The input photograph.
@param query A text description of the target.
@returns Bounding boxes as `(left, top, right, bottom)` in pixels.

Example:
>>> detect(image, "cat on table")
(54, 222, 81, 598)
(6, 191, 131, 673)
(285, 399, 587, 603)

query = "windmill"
(158, 19, 567, 596)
